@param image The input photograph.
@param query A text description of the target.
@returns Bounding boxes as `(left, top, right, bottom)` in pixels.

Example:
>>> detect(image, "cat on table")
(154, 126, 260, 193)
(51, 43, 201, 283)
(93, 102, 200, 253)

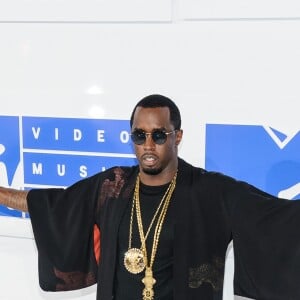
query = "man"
(0, 94, 300, 300)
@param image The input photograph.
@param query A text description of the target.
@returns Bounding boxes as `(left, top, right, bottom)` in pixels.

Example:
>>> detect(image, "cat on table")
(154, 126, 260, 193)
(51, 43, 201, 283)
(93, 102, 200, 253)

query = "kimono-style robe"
(27, 158, 300, 300)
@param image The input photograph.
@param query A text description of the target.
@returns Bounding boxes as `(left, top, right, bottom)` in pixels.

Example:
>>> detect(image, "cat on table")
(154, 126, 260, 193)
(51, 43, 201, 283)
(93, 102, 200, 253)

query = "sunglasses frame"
(130, 129, 177, 145)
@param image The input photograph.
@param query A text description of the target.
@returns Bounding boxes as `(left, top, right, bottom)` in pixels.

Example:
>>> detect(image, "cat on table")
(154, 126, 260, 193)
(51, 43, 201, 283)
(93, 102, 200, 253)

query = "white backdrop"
(1, 1, 300, 299)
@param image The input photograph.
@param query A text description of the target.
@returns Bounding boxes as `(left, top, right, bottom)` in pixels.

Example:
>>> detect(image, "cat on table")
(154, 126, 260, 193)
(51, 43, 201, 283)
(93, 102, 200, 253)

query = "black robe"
(27, 158, 300, 300)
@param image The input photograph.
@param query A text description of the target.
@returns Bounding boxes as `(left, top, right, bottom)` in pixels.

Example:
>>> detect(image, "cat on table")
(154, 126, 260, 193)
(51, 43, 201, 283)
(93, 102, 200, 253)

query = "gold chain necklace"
(135, 172, 177, 300)
(124, 176, 176, 275)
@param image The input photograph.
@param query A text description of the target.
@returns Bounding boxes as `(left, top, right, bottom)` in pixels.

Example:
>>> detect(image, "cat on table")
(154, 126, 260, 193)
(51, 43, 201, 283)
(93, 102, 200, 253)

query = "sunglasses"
(130, 129, 177, 145)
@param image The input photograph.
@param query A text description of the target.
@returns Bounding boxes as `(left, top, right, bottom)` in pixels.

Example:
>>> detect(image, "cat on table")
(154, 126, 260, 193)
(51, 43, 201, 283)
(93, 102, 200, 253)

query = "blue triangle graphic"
(269, 127, 287, 143)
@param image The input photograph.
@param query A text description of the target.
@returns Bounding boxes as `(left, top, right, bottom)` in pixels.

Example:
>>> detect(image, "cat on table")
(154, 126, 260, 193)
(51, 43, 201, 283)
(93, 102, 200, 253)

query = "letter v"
(32, 127, 41, 139)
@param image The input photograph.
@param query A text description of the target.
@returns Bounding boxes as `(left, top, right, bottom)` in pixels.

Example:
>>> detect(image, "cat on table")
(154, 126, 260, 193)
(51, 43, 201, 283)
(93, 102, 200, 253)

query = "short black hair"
(130, 94, 181, 130)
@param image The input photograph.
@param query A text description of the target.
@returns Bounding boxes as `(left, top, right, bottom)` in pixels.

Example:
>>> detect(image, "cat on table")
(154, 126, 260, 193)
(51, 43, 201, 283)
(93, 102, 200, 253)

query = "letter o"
(120, 131, 130, 143)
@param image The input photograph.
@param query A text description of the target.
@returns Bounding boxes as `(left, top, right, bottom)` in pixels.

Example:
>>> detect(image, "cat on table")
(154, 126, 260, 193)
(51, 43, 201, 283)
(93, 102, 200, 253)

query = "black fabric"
(27, 173, 101, 291)
(27, 158, 300, 300)
(232, 185, 300, 299)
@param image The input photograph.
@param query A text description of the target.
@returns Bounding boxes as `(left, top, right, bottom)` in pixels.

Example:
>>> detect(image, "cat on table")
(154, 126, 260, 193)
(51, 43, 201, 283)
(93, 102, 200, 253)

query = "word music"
(24, 153, 137, 187)
(31, 161, 106, 178)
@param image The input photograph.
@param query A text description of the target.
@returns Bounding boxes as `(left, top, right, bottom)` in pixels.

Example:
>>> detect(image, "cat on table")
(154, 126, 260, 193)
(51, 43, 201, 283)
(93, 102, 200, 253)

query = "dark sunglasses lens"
(131, 130, 169, 145)
(152, 131, 167, 144)
(131, 131, 146, 145)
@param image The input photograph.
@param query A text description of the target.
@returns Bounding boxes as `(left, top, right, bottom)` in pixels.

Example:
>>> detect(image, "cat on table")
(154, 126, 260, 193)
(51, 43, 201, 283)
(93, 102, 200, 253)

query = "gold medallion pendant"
(124, 248, 145, 274)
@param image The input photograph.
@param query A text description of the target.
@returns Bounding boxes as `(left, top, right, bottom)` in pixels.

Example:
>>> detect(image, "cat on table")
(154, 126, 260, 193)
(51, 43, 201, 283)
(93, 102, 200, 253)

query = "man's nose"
(143, 133, 155, 147)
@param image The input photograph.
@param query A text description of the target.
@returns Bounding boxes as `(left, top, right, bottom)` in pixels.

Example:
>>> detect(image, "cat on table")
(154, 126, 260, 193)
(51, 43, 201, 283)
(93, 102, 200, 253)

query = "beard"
(141, 166, 162, 175)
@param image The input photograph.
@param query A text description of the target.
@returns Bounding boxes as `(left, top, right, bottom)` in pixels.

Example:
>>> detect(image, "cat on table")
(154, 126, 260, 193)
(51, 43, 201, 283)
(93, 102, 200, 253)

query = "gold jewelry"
(124, 175, 176, 275)
(136, 172, 177, 300)
(124, 248, 145, 274)
(142, 267, 156, 300)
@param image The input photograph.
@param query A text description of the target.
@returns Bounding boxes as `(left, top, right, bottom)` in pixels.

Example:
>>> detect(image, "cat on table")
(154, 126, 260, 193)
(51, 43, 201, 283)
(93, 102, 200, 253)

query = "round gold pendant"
(124, 248, 145, 274)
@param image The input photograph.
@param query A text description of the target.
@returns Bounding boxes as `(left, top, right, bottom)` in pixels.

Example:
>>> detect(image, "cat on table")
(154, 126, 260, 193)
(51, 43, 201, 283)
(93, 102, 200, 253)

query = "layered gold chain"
(124, 174, 176, 275)
(128, 175, 176, 250)
(136, 172, 177, 300)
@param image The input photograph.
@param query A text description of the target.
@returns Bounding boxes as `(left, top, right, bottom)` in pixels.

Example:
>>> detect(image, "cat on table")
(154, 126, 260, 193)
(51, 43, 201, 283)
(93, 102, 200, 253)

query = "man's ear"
(175, 129, 183, 145)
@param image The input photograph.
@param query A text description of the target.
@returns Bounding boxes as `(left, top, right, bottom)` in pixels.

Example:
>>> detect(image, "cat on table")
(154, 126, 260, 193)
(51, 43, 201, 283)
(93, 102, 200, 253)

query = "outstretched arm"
(0, 186, 29, 212)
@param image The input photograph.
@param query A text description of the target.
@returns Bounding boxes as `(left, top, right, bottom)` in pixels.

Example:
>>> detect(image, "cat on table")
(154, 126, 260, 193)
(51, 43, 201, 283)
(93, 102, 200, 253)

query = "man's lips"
(141, 154, 158, 166)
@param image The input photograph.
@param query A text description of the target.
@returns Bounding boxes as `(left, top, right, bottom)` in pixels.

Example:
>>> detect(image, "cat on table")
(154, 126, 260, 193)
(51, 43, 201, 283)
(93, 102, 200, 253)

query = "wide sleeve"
(27, 174, 101, 292)
(231, 181, 300, 300)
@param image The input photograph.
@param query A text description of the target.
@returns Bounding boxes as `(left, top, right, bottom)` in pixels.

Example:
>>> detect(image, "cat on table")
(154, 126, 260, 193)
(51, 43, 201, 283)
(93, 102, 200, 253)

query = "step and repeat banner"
(1, 4, 300, 298)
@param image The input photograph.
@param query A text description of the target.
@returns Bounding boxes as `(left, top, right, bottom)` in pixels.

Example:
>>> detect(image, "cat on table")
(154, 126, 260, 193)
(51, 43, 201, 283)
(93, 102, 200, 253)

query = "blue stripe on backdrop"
(205, 124, 300, 199)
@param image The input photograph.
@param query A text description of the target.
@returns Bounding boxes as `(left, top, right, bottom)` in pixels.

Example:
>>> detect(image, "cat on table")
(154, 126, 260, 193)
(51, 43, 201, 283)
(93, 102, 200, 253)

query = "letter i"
(55, 128, 59, 140)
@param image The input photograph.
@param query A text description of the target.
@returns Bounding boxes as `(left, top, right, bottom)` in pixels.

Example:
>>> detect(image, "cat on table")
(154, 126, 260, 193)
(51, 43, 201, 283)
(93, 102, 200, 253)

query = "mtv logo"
(205, 124, 300, 199)
(0, 116, 23, 217)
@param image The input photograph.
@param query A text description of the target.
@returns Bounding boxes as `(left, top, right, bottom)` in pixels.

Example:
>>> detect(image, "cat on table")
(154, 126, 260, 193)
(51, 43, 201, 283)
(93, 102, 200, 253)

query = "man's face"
(131, 106, 182, 176)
